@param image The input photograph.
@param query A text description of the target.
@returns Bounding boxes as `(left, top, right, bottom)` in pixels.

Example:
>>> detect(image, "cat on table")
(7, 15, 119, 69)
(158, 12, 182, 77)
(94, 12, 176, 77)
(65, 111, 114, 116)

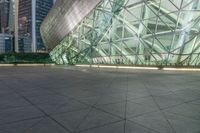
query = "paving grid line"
(0, 66, 200, 133)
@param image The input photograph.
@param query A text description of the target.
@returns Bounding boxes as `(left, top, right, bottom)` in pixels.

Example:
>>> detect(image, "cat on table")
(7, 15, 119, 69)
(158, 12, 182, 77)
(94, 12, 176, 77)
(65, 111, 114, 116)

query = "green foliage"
(0, 53, 54, 64)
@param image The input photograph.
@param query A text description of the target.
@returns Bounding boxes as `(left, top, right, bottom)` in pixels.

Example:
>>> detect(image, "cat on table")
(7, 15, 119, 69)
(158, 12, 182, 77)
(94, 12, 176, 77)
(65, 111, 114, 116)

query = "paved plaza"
(0, 66, 200, 133)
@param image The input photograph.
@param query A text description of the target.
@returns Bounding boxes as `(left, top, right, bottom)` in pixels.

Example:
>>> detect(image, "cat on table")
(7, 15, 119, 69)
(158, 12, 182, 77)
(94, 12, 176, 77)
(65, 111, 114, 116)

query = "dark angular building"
(18, 0, 53, 52)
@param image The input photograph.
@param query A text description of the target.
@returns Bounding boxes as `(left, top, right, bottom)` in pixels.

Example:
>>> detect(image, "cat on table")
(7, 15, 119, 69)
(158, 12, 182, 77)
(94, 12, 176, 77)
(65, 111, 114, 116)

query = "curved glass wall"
(48, 0, 200, 66)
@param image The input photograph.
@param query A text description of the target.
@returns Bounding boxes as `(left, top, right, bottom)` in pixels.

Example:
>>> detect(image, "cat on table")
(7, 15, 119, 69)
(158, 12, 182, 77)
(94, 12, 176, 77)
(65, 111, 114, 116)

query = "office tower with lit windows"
(18, 0, 53, 52)
(0, 0, 14, 53)
(0, 0, 10, 33)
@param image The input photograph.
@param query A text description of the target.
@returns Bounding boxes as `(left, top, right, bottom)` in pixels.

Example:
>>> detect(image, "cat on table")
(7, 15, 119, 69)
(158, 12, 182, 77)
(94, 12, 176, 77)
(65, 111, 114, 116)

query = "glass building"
(41, 0, 200, 66)
(0, 0, 10, 33)
(0, 33, 13, 53)
(18, 0, 53, 52)
(0, 0, 14, 53)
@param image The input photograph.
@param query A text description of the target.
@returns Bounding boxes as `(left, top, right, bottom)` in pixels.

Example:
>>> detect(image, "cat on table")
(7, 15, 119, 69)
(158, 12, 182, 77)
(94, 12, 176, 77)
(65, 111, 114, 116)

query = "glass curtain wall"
(50, 0, 200, 66)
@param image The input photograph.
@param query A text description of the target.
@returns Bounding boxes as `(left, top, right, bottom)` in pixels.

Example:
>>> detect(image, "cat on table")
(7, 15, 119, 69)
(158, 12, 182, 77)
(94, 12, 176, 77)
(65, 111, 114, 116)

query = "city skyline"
(0, 0, 15, 53)
(0, 0, 54, 53)
(18, 0, 53, 52)
(0, 1, 200, 133)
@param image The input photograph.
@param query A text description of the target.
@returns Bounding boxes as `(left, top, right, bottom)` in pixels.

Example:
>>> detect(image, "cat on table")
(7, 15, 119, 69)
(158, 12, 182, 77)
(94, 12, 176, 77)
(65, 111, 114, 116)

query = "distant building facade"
(18, 0, 53, 52)
(0, 33, 13, 53)
(0, 0, 14, 53)
(0, 0, 10, 33)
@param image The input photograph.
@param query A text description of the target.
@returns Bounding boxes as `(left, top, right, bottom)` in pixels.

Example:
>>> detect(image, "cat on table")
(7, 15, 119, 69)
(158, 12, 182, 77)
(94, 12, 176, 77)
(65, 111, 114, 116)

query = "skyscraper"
(0, 0, 14, 53)
(18, 0, 53, 52)
(0, 0, 10, 33)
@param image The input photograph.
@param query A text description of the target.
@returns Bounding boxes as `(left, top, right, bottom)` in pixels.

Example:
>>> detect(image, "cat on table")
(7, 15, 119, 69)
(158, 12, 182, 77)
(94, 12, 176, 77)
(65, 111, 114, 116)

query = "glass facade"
(0, 34, 13, 53)
(18, 0, 32, 52)
(36, 0, 53, 50)
(18, 0, 53, 52)
(40, 0, 101, 50)
(0, 0, 13, 53)
(42, 0, 200, 66)
(0, 0, 10, 33)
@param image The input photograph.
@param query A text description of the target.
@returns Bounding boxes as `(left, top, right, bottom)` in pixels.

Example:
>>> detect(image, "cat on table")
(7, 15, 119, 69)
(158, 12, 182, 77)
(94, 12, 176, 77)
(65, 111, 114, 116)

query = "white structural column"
(9, 0, 15, 32)
(14, 0, 19, 53)
(32, 0, 36, 52)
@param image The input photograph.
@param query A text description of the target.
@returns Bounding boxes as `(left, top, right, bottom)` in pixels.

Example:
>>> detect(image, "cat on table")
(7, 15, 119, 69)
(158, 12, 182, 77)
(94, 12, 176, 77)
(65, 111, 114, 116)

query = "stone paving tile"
(51, 108, 91, 132)
(163, 103, 200, 120)
(0, 106, 44, 125)
(129, 111, 175, 133)
(37, 99, 88, 115)
(76, 96, 101, 106)
(79, 121, 124, 133)
(0, 118, 43, 133)
(0, 117, 69, 133)
(164, 112, 200, 133)
(0, 83, 13, 95)
(96, 102, 126, 118)
(125, 121, 159, 133)
(0, 66, 200, 133)
(128, 96, 157, 107)
(152, 93, 184, 109)
(18, 89, 55, 97)
(23, 117, 70, 133)
(0, 93, 31, 110)
(96, 93, 127, 105)
(25, 94, 71, 105)
(126, 101, 160, 118)
(127, 89, 150, 99)
(77, 108, 122, 132)
(189, 99, 200, 105)
(173, 88, 200, 102)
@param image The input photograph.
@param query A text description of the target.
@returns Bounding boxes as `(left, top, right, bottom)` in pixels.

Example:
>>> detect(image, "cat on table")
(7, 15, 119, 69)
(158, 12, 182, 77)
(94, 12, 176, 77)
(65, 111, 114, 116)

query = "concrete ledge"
(75, 64, 200, 72)
(0, 64, 55, 67)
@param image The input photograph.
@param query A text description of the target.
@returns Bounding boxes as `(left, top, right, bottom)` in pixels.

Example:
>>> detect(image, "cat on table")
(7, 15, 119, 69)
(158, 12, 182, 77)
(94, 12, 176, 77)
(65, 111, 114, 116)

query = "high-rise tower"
(0, 0, 10, 33)
(0, 0, 14, 53)
(18, 0, 53, 52)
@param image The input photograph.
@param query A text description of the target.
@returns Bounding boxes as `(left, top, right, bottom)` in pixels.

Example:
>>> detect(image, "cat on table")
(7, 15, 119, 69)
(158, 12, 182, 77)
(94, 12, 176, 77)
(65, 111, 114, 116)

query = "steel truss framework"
(50, 0, 200, 66)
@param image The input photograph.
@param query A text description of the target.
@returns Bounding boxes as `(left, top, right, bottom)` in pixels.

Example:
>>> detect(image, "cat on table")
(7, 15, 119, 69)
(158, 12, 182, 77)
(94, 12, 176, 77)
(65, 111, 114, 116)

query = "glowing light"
(163, 68, 200, 71)
(75, 64, 158, 70)
(75, 64, 200, 72)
